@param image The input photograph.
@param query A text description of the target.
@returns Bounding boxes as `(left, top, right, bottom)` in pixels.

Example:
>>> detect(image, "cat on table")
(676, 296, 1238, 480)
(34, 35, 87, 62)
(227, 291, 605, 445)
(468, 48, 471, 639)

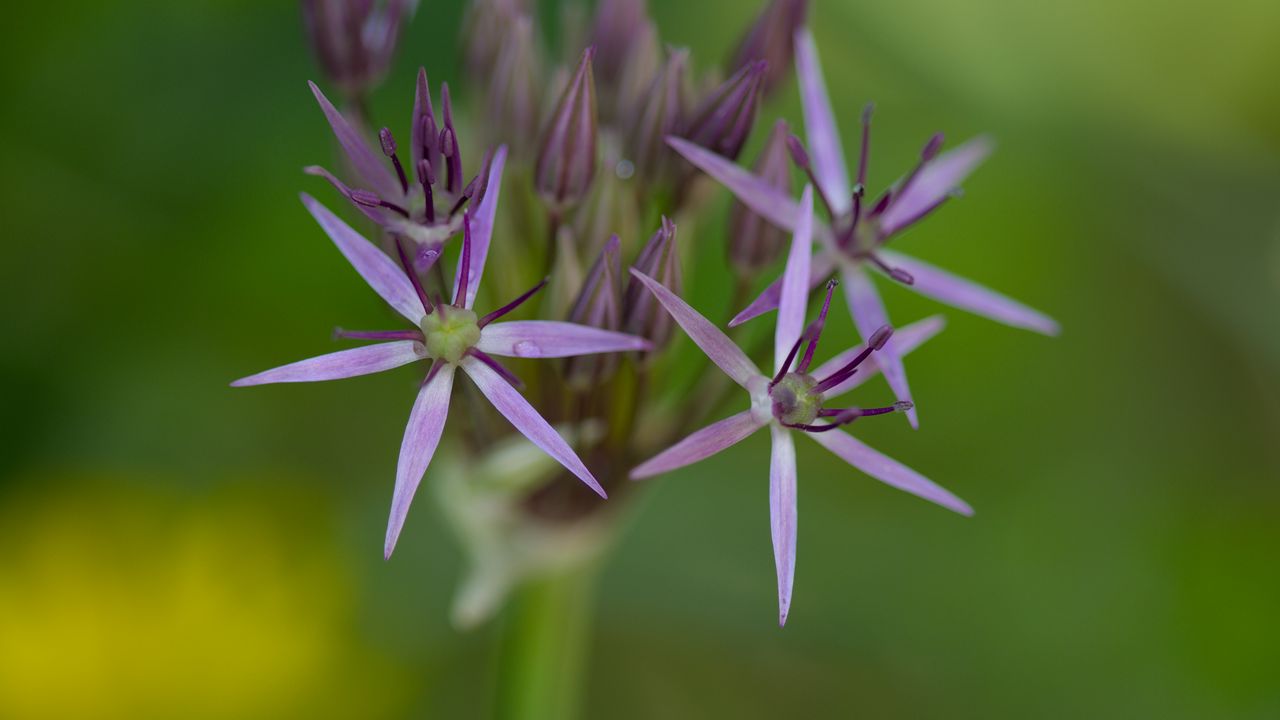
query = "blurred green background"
(1, 0, 1278, 717)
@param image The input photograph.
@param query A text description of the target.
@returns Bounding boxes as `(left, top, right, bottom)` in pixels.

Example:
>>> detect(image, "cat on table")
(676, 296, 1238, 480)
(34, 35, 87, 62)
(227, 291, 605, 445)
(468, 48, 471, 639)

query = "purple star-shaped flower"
(629, 186, 971, 626)
(669, 28, 1058, 429)
(233, 148, 650, 557)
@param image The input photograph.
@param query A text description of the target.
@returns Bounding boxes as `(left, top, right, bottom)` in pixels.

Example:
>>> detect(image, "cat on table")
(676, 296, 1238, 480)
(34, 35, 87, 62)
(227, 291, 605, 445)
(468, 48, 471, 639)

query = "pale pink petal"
(794, 29, 851, 214)
(806, 429, 973, 516)
(385, 364, 456, 559)
(308, 81, 402, 202)
(841, 266, 918, 428)
(769, 424, 798, 627)
(811, 316, 946, 399)
(630, 411, 766, 480)
(454, 146, 509, 309)
(879, 250, 1060, 335)
(301, 193, 426, 324)
(231, 341, 425, 387)
(461, 356, 607, 498)
(667, 136, 801, 232)
(476, 320, 651, 358)
(730, 250, 836, 328)
(775, 186, 815, 372)
(629, 268, 762, 388)
(879, 136, 993, 235)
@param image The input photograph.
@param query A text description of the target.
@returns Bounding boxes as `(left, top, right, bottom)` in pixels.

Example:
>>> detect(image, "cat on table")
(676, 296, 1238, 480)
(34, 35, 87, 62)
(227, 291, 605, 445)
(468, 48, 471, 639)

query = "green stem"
(492, 563, 597, 720)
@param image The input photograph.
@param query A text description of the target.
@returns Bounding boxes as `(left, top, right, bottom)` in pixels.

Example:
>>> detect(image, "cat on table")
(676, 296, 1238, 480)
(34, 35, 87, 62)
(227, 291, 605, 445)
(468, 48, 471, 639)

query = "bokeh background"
(2, 0, 1278, 717)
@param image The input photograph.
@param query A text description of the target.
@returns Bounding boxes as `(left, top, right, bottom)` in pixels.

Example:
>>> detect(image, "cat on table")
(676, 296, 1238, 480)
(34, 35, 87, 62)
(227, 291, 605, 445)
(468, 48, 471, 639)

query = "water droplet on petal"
(512, 340, 540, 357)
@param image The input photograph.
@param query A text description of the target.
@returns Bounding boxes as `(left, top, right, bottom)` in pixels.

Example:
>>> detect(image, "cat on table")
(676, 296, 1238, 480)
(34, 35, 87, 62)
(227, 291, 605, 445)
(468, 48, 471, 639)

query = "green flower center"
(421, 308, 480, 364)
(770, 373, 823, 426)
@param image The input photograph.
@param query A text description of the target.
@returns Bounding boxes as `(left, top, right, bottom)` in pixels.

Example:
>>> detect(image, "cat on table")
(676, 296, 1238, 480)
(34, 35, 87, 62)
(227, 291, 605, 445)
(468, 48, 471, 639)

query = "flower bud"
(623, 46, 689, 184)
(535, 47, 599, 212)
(589, 0, 652, 88)
(462, 0, 529, 80)
(682, 60, 766, 162)
(623, 218, 680, 357)
(564, 236, 623, 388)
(728, 119, 792, 274)
(728, 0, 809, 97)
(301, 0, 418, 101)
(486, 14, 540, 156)
(611, 20, 661, 126)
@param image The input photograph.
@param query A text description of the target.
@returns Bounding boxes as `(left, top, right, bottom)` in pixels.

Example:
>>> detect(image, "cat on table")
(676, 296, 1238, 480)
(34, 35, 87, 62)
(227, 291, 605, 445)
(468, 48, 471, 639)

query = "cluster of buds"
(240, 0, 1058, 627)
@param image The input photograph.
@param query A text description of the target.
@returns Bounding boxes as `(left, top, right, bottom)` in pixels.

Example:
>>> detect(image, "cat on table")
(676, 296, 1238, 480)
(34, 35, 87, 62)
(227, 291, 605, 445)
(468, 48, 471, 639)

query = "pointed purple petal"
(304, 165, 396, 227)
(476, 320, 650, 358)
(231, 340, 426, 387)
(769, 424, 798, 627)
(385, 364, 456, 558)
(628, 268, 762, 387)
(879, 136, 993, 235)
(460, 356, 607, 499)
(301, 194, 427, 324)
(775, 185, 815, 372)
(631, 411, 766, 480)
(730, 249, 836, 327)
(811, 316, 945, 399)
(794, 29, 850, 213)
(878, 250, 1059, 335)
(841, 266, 917, 428)
(308, 81, 402, 201)
(454, 146, 509, 309)
(667, 136, 801, 232)
(806, 429, 973, 516)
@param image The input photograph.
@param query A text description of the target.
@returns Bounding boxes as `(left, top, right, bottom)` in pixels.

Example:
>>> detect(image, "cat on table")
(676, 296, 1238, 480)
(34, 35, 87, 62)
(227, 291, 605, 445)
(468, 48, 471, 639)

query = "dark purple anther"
(351, 189, 411, 218)
(440, 84, 463, 195)
(535, 46, 599, 212)
(812, 324, 894, 394)
(728, 0, 808, 97)
(379, 127, 409, 193)
(797, 278, 838, 373)
(786, 133, 838, 220)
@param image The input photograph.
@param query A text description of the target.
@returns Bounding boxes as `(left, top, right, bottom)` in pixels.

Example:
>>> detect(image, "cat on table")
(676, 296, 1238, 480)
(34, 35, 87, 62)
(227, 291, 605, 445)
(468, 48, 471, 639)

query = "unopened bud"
(728, 0, 809, 97)
(565, 236, 623, 387)
(301, 0, 417, 99)
(728, 120, 792, 274)
(785, 133, 810, 170)
(486, 14, 540, 156)
(535, 46, 599, 211)
(589, 0, 653, 88)
(683, 60, 767, 162)
(623, 217, 680, 357)
(624, 46, 689, 183)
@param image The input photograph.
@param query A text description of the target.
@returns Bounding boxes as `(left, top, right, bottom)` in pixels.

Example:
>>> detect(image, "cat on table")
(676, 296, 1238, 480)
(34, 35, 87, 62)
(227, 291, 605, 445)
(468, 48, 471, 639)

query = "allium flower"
(669, 29, 1058, 428)
(629, 187, 971, 625)
(232, 148, 651, 557)
(301, 0, 418, 101)
(306, 70, 481, 260)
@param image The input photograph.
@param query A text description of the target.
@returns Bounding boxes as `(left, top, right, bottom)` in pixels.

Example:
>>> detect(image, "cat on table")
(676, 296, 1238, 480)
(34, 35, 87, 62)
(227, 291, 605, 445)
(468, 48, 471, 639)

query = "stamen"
(351, 189, 411, 218)
(379, 127, 409, 194)
(797, 278, 839, 373)
(812, 324, 893, 393)
(467, 348, 525, 390)
(786, 134, 838, 220)
(770, 334, 805, 388)
(452, 212, 473, 306)
(866, 253, 915, 285)
(856, 102, 873, 189)
(448, 174, 479, 218)
(417, 159, 436, 223)
(440, 83, 463, 195)
(333, 328, 424, 342)
(789, 401, 912, 432)
(883, 132, 944, 217)
(393, 235, 433, 313)
(478, 276, 549, 327)
(883, 189, 960, 237)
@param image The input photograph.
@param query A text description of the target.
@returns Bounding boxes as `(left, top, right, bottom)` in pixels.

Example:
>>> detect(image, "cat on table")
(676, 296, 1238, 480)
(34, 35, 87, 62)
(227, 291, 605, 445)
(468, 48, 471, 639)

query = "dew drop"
(512, 340, 540, 357)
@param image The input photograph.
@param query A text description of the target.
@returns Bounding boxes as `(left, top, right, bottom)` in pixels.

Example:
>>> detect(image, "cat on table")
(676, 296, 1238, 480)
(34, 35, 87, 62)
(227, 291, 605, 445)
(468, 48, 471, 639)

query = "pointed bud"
(535, 47, 599, 212)
(486, 14, 540, 156)
(462, 0, 529, 80)
(624, 46, 689, 184)
(728, 0, 809, 97)
(785, 133, 810, 170)
(683, 60, 767, 162)
(301, 0, 418, 100)
(611, 20, 661, 125)
(565, 236, 623, 387)
(728, 120, 793, 274)
(590, 0, 652, 88)
(623, 218, 681, 357)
